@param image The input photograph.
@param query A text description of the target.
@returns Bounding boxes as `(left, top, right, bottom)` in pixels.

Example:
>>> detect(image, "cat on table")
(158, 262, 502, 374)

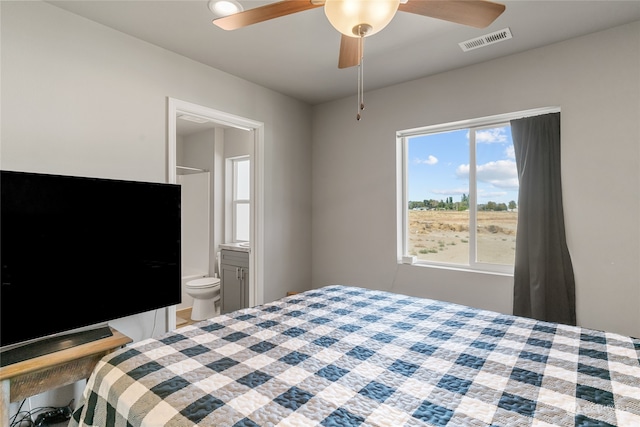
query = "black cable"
(9, 399, 28, 427)
(10, 404, 56, 427)
(9, 399, 26, 421)
(9, 399, 74, 427)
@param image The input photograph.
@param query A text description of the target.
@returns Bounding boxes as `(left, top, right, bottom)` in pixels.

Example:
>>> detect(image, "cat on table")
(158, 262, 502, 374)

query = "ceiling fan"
(212, 0, 506, 69)
(213, 0, 505, 120)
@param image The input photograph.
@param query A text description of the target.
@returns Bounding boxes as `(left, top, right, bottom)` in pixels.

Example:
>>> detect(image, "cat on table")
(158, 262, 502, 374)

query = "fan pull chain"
(357, 34, 364, 121)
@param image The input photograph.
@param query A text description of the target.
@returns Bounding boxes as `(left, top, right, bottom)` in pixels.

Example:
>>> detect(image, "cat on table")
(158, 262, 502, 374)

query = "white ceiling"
(47, 1, 640, 106)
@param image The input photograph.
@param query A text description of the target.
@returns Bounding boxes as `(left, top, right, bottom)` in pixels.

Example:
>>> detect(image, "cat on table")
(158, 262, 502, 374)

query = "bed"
(70, 285, 640, 426)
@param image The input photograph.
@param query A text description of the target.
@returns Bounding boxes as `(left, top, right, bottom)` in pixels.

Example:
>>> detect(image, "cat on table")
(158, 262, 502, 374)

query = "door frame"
(166, 97, 264, 330)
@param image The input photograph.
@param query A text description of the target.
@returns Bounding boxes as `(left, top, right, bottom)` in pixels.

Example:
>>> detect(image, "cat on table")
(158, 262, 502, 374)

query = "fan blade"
(213, 0, 322, 31)
(399, 0, 506, 29)
(338, 35, 360, 69)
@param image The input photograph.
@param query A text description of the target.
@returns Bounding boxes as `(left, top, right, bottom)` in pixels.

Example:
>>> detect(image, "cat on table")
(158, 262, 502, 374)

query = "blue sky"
(407, 126, 518, 205)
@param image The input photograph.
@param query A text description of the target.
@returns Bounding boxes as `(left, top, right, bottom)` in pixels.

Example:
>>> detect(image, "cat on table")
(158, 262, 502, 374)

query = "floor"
(176, 307, 196, 327)
(176, 304, 221, 327)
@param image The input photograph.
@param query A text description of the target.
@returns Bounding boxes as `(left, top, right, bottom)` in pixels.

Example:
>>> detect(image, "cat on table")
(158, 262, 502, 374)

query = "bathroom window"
(231, 156, 250, 242)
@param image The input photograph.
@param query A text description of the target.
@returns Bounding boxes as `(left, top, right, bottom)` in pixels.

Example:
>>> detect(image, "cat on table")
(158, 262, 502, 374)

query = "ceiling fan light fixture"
(208, 0, 244, 18)
(324, 0, 400, 37)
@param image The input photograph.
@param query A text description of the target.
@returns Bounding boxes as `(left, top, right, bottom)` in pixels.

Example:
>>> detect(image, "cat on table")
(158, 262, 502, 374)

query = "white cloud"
(479, 160, 519, 189)
(456, 160, 518, 190)
(505, 145, 515, 159)
(456, 164, 470, 176)
(415, 155, 438, 165)
(476, 128, 508, 144)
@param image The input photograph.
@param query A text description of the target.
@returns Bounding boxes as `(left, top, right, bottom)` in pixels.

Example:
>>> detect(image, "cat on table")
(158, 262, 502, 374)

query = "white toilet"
(185, 277, 221, 321)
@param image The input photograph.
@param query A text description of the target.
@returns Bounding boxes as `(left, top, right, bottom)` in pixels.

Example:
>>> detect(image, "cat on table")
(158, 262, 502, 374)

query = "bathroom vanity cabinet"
(220, 249, 249, 314)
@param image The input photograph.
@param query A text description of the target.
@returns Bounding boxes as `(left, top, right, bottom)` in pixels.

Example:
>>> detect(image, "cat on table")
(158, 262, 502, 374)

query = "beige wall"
(1, 1, 313, 337)
(312, 21, 640, 338)
(2, 0, 313, 412)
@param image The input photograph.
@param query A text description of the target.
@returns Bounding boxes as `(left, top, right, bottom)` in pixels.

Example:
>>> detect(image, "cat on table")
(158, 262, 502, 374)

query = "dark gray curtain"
(511, 112, 576, 325)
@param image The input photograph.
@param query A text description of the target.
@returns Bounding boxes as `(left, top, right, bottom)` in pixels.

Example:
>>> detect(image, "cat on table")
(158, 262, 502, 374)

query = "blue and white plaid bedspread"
(70, 285, 640, 426)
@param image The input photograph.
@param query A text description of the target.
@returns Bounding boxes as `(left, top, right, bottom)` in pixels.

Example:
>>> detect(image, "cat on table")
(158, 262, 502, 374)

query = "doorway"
(166, 97, 264, 331)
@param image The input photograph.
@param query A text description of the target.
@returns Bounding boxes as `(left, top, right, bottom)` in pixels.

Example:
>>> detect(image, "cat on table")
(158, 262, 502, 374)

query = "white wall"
(311, 21, 640, 338)
(2, 0, 312, 316)
(225, 128, 253, 158)
(2, 0, 312, 413)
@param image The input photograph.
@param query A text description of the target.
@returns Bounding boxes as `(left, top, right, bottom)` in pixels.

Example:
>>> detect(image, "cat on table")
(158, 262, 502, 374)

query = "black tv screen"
(0, 170, 181, 354)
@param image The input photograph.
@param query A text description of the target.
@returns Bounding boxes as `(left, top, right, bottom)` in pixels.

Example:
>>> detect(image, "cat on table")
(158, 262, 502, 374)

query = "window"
(231, 156, 250, 242)
(398, 112, 527, 273)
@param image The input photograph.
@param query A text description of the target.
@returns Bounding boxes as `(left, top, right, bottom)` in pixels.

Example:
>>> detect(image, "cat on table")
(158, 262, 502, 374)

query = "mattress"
(70, 285, 640, 426)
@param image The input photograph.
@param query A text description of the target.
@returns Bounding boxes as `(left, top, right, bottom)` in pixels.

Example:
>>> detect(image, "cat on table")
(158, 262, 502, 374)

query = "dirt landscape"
(407, 210, 518, 265)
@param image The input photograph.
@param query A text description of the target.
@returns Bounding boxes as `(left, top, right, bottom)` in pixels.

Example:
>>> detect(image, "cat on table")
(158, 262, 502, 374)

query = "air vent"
(459, 28, 513, 52)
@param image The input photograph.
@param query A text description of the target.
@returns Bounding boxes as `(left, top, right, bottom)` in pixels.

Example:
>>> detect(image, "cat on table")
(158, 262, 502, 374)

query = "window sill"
(397, 259, 514, 277)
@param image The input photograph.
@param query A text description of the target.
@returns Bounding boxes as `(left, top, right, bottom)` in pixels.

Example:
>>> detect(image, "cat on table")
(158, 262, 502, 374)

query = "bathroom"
(176, 116, 252, 326)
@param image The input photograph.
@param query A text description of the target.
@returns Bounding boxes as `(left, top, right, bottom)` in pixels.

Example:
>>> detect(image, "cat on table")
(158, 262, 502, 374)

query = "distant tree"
(509, 200, 517, 210)
(486, 201, 497, 211)
(459, 194, 469, 211)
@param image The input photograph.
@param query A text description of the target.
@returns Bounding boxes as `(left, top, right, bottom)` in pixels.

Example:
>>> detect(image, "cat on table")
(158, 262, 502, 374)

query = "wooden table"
(0, 328, 131, 427)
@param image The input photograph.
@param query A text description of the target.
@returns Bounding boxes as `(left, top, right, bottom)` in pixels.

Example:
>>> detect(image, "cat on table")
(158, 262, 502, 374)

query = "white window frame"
(396, 107, 560, 274)
(227, 156, 250, 243)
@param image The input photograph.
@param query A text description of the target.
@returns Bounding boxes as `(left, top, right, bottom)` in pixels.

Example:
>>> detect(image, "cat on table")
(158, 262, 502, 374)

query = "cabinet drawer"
(220, 250, 249, 268)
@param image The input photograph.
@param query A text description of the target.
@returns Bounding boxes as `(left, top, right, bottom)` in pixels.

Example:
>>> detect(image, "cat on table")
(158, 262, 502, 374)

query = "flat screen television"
(1, 170, 181, 365)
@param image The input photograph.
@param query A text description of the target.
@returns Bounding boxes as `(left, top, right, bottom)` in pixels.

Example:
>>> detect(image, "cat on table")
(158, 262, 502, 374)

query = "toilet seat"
(187, 277, 220, 288)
